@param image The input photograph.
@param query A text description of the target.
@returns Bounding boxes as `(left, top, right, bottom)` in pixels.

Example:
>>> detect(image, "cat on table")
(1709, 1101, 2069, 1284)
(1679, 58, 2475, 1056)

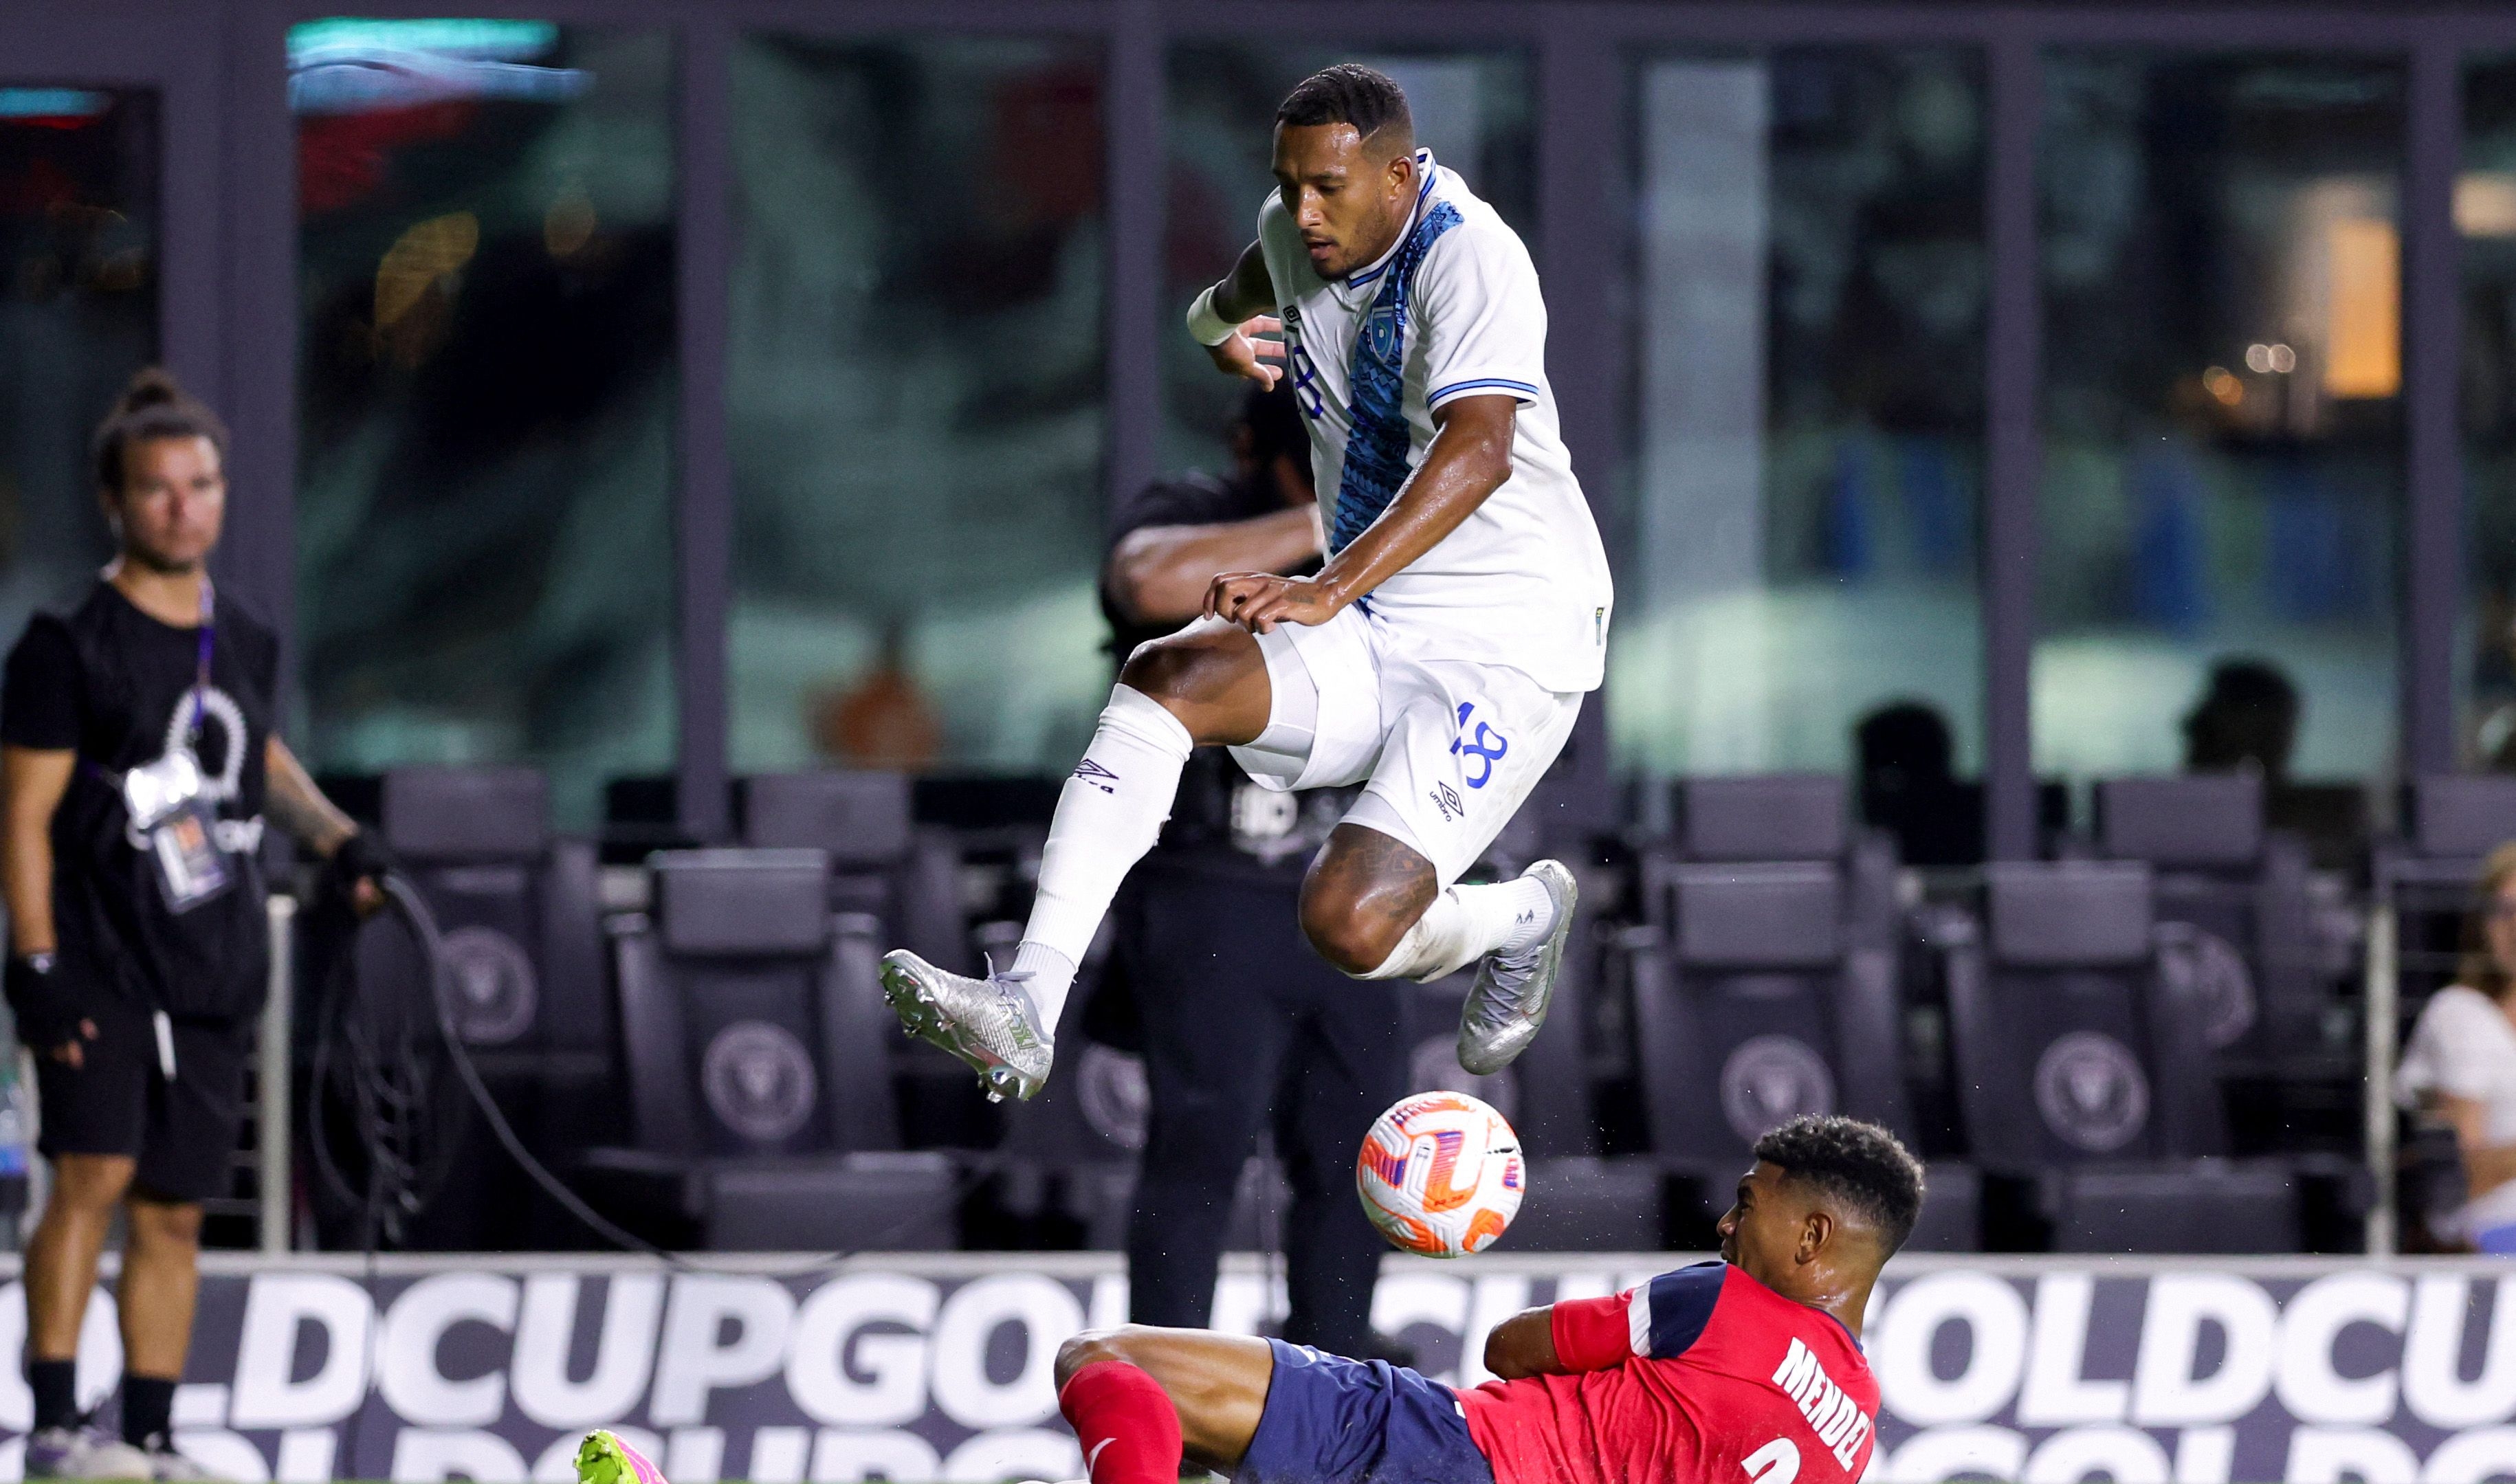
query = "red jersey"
(1460, 1261, 1879, 1484)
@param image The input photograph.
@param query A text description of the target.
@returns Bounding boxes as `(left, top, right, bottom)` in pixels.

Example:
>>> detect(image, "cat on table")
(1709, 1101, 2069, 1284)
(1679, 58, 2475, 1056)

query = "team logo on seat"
(702, 1021, 819, 1143)
(1720, 1035, 1836, 1144)
(1077, 1043, 1149, 1150)
(439, 925, 538, 1045)
(2033, 1030, 2150, 1153)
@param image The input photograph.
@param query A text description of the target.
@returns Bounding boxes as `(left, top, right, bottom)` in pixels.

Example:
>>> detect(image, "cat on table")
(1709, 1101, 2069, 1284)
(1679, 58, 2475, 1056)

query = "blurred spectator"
(1092, 382, 1407, 1358)
(2182, 657, 2299, 778)
(1855, 700, 1980, 867)
(811, 620, 942, 770)
(2397, 843, 2516, 1252)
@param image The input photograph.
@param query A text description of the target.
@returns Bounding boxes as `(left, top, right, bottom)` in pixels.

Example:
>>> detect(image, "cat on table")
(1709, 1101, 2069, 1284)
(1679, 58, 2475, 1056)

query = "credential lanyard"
(186, 578, 214, 741)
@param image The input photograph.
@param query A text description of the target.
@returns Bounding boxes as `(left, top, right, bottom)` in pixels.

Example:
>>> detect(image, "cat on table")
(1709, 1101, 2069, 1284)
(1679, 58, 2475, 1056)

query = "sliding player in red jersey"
(1043, 1115, 1919, 1484)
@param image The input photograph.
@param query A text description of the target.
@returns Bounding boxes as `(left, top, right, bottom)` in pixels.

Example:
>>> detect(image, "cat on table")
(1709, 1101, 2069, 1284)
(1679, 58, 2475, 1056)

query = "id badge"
(147, 798, 233, 912)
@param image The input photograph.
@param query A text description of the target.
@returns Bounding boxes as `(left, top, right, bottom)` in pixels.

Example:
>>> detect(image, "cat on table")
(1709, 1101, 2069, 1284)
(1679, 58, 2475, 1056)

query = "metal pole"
(675, 17, 736, 842)
(258, 894, 295, 1254)
(1982, 30, 2042, 861)
(2402, 32, 2462, 777)
(1105, 0, 1164, 520)
(2364, 891, 2398, 1258)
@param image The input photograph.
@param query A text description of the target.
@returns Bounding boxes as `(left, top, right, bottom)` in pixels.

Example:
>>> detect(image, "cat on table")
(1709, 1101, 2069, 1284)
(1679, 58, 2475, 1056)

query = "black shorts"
(34, 1002, 252, 1203)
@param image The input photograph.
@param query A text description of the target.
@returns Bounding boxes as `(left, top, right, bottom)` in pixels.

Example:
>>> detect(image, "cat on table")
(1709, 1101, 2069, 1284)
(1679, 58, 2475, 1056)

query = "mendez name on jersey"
(1461, 1261, 1880, 1484)
(1255, 148, 1613, 696)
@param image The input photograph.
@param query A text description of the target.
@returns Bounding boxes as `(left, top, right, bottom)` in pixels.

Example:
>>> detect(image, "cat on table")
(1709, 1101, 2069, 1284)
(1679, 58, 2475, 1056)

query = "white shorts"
(1217, 606, 1583, 888)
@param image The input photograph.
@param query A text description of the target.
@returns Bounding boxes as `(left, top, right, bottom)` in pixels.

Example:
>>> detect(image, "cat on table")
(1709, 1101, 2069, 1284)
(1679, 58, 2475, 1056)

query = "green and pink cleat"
(575, 1432, 670, 1484)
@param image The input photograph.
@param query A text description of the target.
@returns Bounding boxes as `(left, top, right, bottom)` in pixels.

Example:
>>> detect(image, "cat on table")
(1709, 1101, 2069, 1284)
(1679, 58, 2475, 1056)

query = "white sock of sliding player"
(1358, 875, 1554, 982)
(1015, 685, 1194, 1030)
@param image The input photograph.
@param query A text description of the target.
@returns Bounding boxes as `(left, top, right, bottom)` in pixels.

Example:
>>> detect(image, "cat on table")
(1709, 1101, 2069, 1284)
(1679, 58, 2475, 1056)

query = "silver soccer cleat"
(1457, 859, 1578, 1076)
(879, 949, 1055, 1103)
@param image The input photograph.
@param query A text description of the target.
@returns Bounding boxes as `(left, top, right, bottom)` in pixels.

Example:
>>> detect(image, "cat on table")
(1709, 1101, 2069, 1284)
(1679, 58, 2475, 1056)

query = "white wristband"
(1185, 285, 1239, 347)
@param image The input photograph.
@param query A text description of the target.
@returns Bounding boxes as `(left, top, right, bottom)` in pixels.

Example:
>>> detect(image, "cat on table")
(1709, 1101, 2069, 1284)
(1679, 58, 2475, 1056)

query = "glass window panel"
(294, 23, 677, 830)
(2462, 55, 2516, 768)
(1164, 46, 1532, 477)
(1621, 49, 1986, 786)
(0, 87, 155, 639)
(728, 36, 1105, 777)
(2035, 54, 2403, 801)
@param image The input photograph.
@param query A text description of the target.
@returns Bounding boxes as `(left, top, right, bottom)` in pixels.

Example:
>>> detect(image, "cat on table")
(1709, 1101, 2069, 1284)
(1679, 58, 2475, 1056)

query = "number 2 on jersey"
(1742, 1438, 1800, 1484)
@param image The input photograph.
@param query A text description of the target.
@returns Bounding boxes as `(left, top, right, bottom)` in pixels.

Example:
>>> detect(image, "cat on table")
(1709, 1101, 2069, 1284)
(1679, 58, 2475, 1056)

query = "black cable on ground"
(313, 874, 1004, 1274)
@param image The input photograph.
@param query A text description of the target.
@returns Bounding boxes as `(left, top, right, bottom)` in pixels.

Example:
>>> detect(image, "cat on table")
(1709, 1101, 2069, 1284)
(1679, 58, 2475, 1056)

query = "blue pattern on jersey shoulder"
(1644, 1260, 1728, 1360)
(1329, 199, 1464, 555)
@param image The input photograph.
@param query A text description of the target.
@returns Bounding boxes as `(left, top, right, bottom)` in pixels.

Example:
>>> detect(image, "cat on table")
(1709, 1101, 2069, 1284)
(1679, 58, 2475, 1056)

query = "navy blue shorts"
(1235, 1338, 1497, 1484)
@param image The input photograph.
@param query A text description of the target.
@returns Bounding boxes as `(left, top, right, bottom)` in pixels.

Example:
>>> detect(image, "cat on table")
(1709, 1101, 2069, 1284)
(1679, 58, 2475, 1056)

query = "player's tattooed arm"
(1209, 394, 1515, 633)
(264, 736, 359, 859)
(1483, 1306, 1567, 1380)
(1209, 239, 1275, 322)
(1202, 241, 1285, 390)
(1106, 506, 1324, 626)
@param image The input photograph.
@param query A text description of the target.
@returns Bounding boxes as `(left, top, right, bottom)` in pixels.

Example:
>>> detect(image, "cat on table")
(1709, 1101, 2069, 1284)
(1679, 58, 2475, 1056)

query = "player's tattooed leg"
(1299, 823, 1437, 975)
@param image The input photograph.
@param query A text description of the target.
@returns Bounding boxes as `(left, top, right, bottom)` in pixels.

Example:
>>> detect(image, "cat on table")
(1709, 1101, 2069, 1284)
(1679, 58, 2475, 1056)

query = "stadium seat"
(379, 766, 607, 1060)
(582, 848, 957, 1250)
(1903, 1162, 1982, 1252)
(1945, 863, 2222, 1166)
(2093, 776, 2350, 1155)
(338, 766, 613, 1248)
(2094, 777, 2327, 1057)
(736, 770, 972, 972)
(1938, 862, 2303, 1251)
(1628, 864, 1914, 1171)
(2046, 1160, 2303, 1254)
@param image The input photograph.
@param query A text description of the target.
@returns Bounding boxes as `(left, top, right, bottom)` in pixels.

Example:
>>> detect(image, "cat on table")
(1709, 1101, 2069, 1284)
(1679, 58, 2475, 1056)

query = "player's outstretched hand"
(1206, 315, 1285, 388)
(1206, 571, 1341, 633)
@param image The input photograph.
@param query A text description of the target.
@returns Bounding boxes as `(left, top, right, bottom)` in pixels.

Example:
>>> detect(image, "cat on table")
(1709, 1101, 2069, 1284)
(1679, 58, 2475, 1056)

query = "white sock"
(1478, 875, 1558, 956)
(1007, 940, 1075, 1030)
(1016, 685, 1194, 1028)
(1354, 875, 1554, 983)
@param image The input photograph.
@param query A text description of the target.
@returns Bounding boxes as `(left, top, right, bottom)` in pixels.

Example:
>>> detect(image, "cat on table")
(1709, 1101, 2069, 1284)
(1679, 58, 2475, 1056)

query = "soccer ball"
(1354, 1091, 1524, 1257)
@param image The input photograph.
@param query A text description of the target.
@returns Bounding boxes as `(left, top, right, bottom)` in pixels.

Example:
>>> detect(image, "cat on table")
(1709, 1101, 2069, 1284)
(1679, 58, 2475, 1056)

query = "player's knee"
(1117, 632, 1235, 710)
(1300, 888, 1405, 977)
(1054, 1328, 1137, 1390)
(126, 1198, 203, 1254)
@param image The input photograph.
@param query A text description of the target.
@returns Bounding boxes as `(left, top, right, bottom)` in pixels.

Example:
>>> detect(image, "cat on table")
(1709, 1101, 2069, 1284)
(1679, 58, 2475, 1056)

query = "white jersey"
(1259, 149, 1612, 694)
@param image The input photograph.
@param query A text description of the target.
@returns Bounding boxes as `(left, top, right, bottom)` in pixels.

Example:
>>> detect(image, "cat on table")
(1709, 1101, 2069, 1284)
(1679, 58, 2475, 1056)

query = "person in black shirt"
(0, 370, 386, 1480)
(1098, 383, 1409, 1358)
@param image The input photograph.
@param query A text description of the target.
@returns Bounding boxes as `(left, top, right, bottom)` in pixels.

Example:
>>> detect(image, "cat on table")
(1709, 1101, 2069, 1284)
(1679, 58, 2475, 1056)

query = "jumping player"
(1043, 1116, 1919, 1484)
(880, 63, 1613, 1101)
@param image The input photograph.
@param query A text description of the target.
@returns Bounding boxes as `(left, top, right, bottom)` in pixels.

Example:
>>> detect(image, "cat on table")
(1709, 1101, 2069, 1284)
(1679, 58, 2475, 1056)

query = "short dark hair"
(91, 367, 228, 494)
(1754, 1115, 1926, 1255)
(1276, 64, 1413, 152)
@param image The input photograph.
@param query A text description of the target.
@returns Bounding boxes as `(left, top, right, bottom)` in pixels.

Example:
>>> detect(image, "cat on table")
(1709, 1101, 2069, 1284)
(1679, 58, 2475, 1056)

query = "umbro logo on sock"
(1074, 758, 1120, 794)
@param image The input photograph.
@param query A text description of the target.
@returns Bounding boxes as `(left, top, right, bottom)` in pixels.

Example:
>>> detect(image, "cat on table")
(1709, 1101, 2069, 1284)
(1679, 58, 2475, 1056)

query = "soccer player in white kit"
(882, 64, 1613, 1103)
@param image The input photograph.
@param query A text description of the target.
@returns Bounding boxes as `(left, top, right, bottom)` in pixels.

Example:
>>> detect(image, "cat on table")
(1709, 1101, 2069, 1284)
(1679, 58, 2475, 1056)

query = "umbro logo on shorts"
(1430, 782, 1464, 822)
(1074, 758, 1120, 795)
